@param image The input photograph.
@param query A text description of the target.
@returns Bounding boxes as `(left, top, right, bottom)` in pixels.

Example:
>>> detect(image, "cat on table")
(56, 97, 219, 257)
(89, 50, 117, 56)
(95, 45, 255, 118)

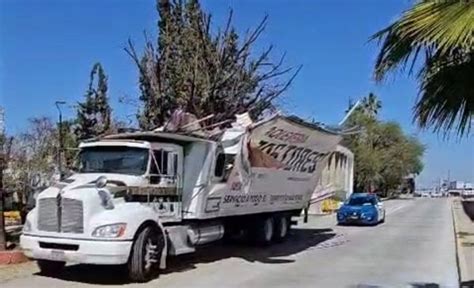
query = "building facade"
(309, 144, 354, 214)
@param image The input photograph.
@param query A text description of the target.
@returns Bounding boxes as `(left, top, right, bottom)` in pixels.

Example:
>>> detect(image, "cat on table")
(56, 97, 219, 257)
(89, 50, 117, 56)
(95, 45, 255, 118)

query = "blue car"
(337, 193, 385, 225)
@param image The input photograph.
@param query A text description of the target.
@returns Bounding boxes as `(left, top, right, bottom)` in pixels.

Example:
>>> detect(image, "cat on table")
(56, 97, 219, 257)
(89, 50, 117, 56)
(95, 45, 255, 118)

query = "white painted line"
(387, 204, 409, 216)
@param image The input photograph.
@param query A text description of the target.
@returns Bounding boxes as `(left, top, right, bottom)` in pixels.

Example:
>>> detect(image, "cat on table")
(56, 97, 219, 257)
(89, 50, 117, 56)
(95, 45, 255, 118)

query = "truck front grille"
(37, 197, 84, 233)
(61, 198, 84, 233)
(38, 198, 58, 232)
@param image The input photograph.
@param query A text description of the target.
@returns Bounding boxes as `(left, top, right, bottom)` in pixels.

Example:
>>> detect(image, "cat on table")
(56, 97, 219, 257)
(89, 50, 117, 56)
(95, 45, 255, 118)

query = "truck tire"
(223, 221, 242, 243)
(128, 226, 164, 282)
(273, 214, 290, 242)
(37, 260, 65, 275)
(253, 216, 274, 245)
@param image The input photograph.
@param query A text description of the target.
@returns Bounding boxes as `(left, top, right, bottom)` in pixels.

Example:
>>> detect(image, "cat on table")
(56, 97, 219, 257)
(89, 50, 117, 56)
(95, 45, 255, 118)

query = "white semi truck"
(20, 115, 342, 282)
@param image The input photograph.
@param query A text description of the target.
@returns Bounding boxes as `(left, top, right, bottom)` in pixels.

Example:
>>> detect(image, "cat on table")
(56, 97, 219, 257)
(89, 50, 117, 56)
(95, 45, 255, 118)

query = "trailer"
(20, 115, 342, 282)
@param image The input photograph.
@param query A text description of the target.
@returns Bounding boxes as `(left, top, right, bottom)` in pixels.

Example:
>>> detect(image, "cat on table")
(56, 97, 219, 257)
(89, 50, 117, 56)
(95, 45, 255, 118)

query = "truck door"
(148, 145, 183, 222)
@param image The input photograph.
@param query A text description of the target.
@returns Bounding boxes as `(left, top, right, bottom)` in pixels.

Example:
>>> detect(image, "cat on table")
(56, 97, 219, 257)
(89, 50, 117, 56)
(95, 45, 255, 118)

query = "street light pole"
(55, 101, 66, 181)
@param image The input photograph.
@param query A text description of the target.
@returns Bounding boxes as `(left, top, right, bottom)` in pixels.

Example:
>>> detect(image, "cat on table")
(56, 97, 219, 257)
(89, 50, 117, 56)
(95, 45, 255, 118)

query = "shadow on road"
(461, 280, 474, 288)
(34, 227, 337, 285)
(409, 283, 441, 288)
(352, 283, 441, 288)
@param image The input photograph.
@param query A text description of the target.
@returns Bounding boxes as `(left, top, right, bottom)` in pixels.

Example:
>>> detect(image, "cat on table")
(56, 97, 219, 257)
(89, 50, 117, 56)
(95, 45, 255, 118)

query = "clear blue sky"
(0, 0, 472, 187)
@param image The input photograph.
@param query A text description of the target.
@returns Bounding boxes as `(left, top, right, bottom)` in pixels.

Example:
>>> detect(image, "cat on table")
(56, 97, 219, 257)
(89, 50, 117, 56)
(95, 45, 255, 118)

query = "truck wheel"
(223, 222, 242, 243)
(273, 215, 290, 242)
(253, 216, 274, 245)
(37, 260, 65, 275)
(128, 226, 164, 282)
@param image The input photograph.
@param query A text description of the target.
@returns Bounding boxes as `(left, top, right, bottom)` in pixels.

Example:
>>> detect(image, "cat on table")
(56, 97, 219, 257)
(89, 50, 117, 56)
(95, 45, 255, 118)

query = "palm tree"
(372, 0, 474, 136)
(362, 93, 382, 118)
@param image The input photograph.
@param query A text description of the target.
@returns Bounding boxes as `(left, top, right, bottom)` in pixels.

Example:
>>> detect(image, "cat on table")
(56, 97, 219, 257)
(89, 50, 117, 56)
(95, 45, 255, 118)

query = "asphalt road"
(1, 198, 458, 287)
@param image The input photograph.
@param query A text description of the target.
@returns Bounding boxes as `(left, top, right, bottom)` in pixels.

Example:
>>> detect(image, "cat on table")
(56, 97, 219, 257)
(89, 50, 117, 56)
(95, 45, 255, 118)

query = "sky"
(0, 0, 472, 187)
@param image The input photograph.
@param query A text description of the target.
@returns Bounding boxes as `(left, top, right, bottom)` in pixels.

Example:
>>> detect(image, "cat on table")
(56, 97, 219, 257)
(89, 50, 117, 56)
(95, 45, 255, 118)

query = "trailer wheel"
(128, 226, 164, 282)
(253, 216, 274, 245)
(37, 260, 65, 275)
(273, 215, 290, 242)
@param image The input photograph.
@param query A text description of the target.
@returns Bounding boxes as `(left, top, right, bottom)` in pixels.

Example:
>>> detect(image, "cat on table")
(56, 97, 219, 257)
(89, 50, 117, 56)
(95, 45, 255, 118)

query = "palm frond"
(414, 51, 474, 136)
(372, 0, 474, 81)
(372, 0, 474, 136)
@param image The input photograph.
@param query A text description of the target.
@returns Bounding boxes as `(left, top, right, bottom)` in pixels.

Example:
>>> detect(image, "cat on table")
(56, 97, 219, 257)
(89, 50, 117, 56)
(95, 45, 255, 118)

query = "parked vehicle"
(337, 193, 385, 225)
(431, 192, 443, 198)
(20, 115, 343, 282)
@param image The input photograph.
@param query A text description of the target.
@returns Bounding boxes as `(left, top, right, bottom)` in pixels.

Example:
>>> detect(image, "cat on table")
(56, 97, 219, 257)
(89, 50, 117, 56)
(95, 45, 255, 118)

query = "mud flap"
(157, 222, 167, 269)
(304, 202, 309, 223)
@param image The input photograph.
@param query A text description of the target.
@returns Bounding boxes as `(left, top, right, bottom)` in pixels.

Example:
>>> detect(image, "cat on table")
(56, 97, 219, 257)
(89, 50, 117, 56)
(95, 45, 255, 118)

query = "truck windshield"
(78, 146, 149, 175)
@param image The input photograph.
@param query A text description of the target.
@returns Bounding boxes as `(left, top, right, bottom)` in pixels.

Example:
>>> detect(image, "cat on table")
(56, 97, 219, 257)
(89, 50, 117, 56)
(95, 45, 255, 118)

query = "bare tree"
(0, 107, 13, 250)
(126, 0, 301, 130)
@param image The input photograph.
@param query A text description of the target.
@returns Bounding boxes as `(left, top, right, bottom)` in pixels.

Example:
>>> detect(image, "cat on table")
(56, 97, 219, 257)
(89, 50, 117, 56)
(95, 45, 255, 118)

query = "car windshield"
(78, 146, 149, 175)
(347, 197, 376, 206)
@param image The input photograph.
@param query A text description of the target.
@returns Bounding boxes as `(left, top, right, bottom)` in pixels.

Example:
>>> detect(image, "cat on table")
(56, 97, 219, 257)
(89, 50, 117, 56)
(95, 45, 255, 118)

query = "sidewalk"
(452, 199, 474, 287)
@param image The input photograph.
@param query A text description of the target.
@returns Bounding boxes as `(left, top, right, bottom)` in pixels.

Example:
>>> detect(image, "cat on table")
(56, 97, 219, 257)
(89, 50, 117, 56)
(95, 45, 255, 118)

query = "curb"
(0, 250, 28, 265)
(451, 199, 472, 286)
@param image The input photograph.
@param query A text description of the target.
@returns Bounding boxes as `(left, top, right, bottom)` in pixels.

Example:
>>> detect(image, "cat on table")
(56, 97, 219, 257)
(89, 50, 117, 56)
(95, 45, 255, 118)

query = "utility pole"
(55, 101, 66, 181)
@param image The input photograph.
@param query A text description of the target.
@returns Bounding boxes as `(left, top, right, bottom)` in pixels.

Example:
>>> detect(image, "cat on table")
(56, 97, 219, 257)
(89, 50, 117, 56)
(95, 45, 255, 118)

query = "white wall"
(308, 144, 354, 214)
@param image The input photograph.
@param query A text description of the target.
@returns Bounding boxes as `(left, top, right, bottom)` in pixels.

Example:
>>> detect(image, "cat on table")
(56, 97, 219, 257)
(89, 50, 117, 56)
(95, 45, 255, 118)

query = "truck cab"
(21, 135, 186, 281)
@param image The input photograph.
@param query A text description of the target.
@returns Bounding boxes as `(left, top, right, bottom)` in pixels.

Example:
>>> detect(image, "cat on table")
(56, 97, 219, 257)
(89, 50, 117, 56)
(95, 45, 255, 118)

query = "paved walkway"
(452, 199, 474, 287)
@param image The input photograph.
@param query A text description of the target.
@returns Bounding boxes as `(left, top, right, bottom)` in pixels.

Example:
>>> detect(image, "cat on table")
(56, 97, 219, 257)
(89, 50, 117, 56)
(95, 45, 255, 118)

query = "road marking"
(387, 204, 409, 215)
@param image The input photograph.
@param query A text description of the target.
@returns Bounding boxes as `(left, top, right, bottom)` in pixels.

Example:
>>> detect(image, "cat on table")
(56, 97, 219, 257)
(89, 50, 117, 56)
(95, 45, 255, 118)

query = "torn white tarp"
(225, 115, 342, 199)
(221, 128, 245, 154)
(233, 112, 253, 129)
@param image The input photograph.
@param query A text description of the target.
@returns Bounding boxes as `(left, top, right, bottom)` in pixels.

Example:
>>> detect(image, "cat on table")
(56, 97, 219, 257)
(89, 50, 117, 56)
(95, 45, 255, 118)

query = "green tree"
(372, 0, 474, 136)
(60, 120, 78, 170)
(126, 0, 300, 130)
(376, 122, 424, 196)
(75, 63, 112, 140)
(345, 95, 424, 195)
(345, 110, 383, 192)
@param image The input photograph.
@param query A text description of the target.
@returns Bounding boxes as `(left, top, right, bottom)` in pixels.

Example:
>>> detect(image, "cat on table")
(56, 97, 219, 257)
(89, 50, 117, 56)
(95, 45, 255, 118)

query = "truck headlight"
(23, 219, 32, 233)
(92, 223, 126, 238)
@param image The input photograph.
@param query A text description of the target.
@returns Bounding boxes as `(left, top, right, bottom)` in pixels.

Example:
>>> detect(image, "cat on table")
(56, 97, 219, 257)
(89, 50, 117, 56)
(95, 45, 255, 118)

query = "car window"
(348, 197, 376, 206)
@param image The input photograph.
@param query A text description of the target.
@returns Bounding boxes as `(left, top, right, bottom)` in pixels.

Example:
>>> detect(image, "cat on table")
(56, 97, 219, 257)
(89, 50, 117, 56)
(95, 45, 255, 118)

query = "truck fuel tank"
(187, 223, 224, 246)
